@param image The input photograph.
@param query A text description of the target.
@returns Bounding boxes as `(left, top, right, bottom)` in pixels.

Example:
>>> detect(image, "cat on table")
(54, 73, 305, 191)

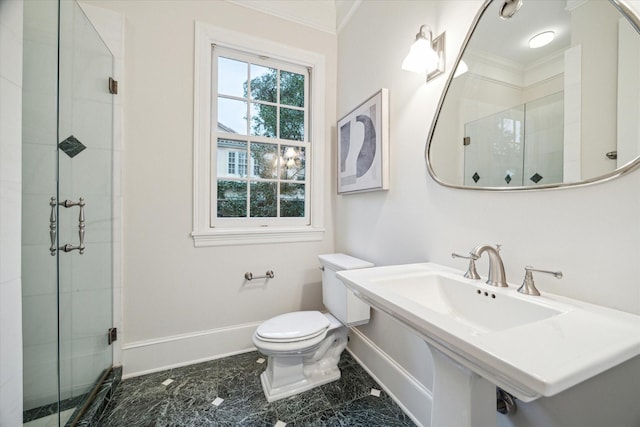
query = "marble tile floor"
(98, 350, 417, 426)
(23, 394, 87, 424)
(23, 409, 75, 427)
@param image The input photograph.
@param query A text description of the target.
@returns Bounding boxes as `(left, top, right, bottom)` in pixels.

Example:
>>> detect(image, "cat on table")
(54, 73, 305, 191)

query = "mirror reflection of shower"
(463, 92, 564, 187)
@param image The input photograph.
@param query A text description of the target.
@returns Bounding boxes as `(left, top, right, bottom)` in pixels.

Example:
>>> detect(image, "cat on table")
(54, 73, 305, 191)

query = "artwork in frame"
(337, 88, 390, 194)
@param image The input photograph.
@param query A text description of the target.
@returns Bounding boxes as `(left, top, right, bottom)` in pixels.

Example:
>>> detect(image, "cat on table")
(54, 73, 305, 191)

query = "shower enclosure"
(22, 0, 116, 424)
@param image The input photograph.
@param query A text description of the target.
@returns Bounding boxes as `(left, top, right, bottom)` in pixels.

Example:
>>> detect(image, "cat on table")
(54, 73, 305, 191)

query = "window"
(224, 150, 248, 177)
(227, 152, 237, 175)
(193, 23, 326, 246)
(214, 47, 309, 223)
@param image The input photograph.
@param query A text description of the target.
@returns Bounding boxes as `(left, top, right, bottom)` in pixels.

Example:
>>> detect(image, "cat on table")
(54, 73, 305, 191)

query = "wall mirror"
(427, 0, 640, 190)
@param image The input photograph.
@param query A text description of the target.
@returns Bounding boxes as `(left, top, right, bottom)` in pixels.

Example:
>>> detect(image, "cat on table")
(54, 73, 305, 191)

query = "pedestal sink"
(337, 263, 640, 427)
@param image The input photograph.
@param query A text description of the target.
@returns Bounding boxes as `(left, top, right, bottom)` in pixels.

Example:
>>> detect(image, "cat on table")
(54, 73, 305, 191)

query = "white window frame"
(192, 22, 326, 247)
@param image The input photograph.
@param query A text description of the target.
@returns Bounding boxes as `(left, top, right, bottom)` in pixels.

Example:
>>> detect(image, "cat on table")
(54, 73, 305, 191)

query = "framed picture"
(337, 88, 389, 194)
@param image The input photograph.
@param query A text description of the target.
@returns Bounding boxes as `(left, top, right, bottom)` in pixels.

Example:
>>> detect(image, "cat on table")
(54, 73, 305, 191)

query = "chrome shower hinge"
(109, 77, 118, 95)
(108, 327, 118, 345)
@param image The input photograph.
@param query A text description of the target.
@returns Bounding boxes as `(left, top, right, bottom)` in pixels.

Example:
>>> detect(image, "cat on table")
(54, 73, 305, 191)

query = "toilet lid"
(256, 311, 331, 342)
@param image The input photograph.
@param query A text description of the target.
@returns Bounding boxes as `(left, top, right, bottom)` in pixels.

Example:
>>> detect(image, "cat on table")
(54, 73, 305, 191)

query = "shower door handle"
(58, 197, 86, 254)
(49, 197, 57, 256)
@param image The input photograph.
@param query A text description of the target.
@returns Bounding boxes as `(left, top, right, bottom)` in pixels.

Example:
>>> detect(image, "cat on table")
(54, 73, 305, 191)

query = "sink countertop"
(337, 262, 640, 401)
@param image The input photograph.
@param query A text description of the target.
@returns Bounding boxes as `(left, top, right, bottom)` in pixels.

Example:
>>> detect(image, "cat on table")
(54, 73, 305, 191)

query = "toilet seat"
(256, 311, 330, 343)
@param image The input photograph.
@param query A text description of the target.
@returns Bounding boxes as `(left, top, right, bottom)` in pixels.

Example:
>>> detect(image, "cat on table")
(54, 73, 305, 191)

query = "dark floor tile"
(272, 387, 332, 423)
(334, 395, 416, 427)
(98, 350, 415, 427)
(203, 394, 274, 426)
(216, 351, 265, 380)
(320, 363, 380, 406)
(170, 359, 219, 380)
(285, 408, 343, 427)
(338, 349, 358, 368)
(99, 395, 168, 427)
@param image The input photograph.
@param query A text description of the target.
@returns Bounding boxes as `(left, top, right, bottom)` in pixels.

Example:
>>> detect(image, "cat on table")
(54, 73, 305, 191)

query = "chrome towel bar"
(244, 270, 274, 281)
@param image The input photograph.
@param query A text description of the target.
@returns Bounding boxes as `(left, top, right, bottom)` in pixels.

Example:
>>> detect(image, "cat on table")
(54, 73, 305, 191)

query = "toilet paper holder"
(244, 270, 275, 281)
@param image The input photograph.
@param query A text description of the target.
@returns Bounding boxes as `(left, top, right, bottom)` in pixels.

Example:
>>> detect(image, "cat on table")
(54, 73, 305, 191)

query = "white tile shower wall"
(21, 0, 62, 410)
(564, 46, 582, 182)
(523, 93, 564, 186)
(337, 1, 640, 426)
(0, 0, 24, 424)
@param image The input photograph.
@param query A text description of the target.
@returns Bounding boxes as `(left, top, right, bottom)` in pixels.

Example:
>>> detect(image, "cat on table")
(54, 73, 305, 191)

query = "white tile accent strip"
(256, 358, 265, 364)
(274, 421, 287, 427)
(162, 379, 174, 386)
(212, 397, 224, 406)
(370, 388, 381, 397)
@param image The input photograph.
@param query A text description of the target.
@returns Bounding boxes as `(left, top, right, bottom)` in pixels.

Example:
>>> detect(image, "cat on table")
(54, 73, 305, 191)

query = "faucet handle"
(518, 266, 563, 296)
(451, 253, 481, 280)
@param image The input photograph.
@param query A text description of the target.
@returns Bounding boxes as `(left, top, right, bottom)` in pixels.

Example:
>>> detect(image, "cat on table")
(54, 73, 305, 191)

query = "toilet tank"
(318, 253, 373, 326)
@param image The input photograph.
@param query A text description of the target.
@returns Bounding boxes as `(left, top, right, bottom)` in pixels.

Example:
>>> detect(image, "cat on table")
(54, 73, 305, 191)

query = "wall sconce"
(401, 24, 446, 82)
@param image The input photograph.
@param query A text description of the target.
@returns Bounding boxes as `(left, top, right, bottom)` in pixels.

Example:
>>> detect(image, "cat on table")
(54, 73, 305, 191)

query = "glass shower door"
(57, 0, 114, 419)
(463, 106, 525, 187)
(22, 1, 114, 425)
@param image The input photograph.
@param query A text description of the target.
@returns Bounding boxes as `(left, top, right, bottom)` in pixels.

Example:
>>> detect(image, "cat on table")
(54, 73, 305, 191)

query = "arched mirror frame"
(426, 0, 640, 191)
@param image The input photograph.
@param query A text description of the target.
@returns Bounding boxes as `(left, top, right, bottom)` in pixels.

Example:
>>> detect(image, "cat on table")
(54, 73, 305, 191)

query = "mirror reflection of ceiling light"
(529, 31, 555, 48)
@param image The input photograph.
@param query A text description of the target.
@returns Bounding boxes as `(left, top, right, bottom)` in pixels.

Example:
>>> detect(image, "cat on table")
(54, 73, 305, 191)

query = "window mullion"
(276, 69, 281, 140)
(245, 60, 251, 137)
(245, 176, 251, 219)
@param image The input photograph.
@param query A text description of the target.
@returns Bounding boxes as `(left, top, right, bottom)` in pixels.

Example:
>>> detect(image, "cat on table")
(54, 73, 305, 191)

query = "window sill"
(191, 227, 325, 247)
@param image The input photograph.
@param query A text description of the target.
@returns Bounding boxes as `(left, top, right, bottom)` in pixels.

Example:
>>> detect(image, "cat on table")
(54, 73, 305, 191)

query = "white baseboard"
(121, 322, 260, 378)
(347, 327, 432, 427)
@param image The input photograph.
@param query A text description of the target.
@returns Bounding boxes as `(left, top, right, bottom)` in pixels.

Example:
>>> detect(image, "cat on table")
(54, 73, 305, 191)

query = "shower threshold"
(22, 367, 122, 427)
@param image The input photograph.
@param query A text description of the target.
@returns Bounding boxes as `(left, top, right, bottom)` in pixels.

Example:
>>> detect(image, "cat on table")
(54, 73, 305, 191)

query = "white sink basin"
(369, 270, 563, 334)
(337, 263, 640, 402)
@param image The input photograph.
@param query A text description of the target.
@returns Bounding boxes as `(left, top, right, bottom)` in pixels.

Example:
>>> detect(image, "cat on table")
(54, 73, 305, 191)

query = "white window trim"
(192, 22, 325, 247)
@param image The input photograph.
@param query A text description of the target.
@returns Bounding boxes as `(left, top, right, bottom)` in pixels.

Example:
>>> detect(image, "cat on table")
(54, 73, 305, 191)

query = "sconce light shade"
(402, 36, 438, 73)
(401, 25, 446, 81)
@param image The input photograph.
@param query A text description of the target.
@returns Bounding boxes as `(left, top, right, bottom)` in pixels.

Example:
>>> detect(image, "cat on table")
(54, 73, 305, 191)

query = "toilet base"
(260, 364, 341, 402)
(258, 327, 348, 402)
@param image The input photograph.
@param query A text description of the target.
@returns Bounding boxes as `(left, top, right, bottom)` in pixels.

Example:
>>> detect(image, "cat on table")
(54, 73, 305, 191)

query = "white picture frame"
(337, 89, 390, 194)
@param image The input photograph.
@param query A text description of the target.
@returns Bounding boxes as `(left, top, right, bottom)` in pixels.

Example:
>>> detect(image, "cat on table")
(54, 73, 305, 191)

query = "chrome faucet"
(451, 252, 480, 280)
(471, 244, 508, 287)
(518, 266, 562, 296)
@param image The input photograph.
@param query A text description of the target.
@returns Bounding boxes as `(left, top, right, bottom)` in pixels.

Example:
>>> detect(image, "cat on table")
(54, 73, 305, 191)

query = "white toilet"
(252, 253, 373, 402)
